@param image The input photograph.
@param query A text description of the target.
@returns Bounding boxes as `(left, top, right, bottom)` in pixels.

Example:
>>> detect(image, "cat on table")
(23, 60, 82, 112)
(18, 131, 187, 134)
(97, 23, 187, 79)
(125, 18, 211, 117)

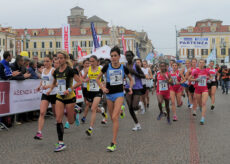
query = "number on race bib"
(57, 79, 66, 95)
(89, 79, 99, 91)
(198, 76, 207, 87)
(171, 76, 177, 85)
(109, 70, 123, 86)
(159, 80, 168, 91)
(42, 76, 49, 86)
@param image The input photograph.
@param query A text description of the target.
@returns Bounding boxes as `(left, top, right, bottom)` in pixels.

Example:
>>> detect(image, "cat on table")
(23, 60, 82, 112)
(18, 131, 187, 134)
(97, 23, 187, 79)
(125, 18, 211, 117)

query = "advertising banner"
(178, 37, 209, 49)
(62, 24, 71, 54)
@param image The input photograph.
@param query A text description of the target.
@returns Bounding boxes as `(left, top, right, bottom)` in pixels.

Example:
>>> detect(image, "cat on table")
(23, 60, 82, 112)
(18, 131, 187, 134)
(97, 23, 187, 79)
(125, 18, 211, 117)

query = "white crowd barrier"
(0, 80, 84, 117)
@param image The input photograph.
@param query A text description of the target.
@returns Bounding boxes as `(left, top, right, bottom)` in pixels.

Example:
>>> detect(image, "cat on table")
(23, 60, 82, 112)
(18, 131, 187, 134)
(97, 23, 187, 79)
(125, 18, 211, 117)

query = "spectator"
(36, 62, 44, 79)
(24, 57, 30, 69)
(0, 51, 21, 80)
(221, 67, 230, 94)
(28, 60, 39, 79)
(10, 55, 31, 80)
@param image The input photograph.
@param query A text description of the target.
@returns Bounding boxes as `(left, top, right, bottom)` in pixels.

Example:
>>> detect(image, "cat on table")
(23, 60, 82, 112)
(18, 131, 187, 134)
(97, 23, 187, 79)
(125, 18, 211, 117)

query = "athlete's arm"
(96, 72, 109, 94)
(135, 65, 146, 79)
(148, 68, 153, 79)
(126, 74, 133, 95)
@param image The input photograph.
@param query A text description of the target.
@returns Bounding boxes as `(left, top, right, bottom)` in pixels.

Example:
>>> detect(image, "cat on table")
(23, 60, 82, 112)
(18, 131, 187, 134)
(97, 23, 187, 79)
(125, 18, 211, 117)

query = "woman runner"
(96, 46, 133, 152)
(84, 55, 105, 136)
(125, 51, 145, 131)
(34, 55, 57, 140)
(189, 59, 211, 125)
(170, 62, 186, 121)
(47, 51, 82, 152)
(207, 61, 219, 110)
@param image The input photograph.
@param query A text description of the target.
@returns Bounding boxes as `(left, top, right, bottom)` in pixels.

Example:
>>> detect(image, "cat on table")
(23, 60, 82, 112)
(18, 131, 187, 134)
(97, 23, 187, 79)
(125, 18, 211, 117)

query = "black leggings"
(125, 94, 140, 124)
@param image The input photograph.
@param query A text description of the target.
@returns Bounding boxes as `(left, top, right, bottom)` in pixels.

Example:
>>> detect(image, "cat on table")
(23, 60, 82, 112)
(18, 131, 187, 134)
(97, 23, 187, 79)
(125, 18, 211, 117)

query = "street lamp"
(20, 28, 30, 52)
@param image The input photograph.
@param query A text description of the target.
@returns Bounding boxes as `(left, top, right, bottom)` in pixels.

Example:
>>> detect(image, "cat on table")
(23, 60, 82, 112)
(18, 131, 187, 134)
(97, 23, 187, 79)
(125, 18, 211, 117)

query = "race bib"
(57, 79, 66, 95)
(211, 74, 216, 82)
(89, 79, 99, 91)
(198, 76, 207, 87)
(42, 76, 50, 86)
(159, 80, 168, 91)
(171, 76, 177, 85)
(83, 82, 87, 88)
(109, 70, 123, 86)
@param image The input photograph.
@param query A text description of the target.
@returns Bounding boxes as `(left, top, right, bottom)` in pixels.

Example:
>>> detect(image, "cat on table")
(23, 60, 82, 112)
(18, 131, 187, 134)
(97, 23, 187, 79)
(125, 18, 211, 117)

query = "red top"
(156, 72, 169, 93)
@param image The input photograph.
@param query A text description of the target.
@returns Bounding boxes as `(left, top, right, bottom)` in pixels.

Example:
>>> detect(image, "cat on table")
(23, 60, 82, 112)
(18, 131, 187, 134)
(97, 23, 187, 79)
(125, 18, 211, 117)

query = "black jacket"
(10, 62, 27, 80)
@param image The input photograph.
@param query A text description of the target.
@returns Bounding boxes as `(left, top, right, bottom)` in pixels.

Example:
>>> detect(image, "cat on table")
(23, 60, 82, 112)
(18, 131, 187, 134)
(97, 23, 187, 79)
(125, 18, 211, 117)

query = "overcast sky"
(1, 0, 230, 56)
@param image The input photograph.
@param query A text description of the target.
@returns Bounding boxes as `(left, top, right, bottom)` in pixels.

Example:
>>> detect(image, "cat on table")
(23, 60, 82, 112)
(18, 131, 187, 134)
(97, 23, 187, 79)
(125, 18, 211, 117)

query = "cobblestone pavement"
(0, 89, 230, 164)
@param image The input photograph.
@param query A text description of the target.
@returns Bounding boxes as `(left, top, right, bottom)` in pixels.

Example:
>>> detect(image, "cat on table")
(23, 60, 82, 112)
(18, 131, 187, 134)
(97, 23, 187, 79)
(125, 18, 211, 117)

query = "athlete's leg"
(89, 97, 101, 128)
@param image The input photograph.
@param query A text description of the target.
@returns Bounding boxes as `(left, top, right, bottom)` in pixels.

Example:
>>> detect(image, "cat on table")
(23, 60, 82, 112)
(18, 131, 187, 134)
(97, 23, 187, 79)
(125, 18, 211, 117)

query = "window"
(228, 48, 230, 56)
(3, 39, 5, 46)
(34, 42, 37, 48)
(72, 41, 74, 48)
(221, 48, 226, 55)
(187, 49, 194, 59)
(42, 42, 45, 48)
(201, 49, 208, 55)
(0, 38, 1, 46)
(50, 42, 52, 48)
(26, 42, 29, 49)
(56, 42, 60, 48)
(221, 60, 224, 63)
(81, 41, 86, 47)
(32, 52, 38, 57)
(105, 40, 108, 45)
(101, 41, 103, 46)
(212, 38, 215, 44)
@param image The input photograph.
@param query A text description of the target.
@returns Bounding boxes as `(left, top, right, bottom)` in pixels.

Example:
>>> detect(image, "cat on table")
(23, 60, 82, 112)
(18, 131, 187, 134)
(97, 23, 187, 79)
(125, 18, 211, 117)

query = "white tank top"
(142, 67, 151, 87)
(81, 69, 88, 88)
(41, 67, 57, 95)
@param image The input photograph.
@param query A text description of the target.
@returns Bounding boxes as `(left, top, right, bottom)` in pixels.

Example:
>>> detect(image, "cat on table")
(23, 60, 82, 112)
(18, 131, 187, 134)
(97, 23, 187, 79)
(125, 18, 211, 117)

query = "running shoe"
(54, 143, 66, 152)
(81, 117, 86, 123)
(163, 110, 167, 116)
(140, 109, 145, 115)
(107, 143, 116, 152)
(188, 104, 191, 108)
(173, 115, 178, 121)
(64, 122, 70, 129)
(86, 128, 92, 136)
(211, 105, 215, 110)
(167, 117, 171, 124)
(120, 105, 125, 119)
(132, 123, 141, 131)
(75, 113, 80, 126)
(189, 104, 193, 109)
(101, 118, 107, 124)
(157, 112, 164, 120)
(192, 110, 197, 116)
(200, 117, 205, 125)
(34, 132, 43, 140)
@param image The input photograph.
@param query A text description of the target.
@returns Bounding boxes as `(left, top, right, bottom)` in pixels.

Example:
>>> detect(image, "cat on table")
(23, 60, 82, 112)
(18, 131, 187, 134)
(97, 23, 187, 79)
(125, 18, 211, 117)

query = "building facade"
(0, 25, 16, 57)
(14, 6, 153, 60)
(178, 19, 230, 64)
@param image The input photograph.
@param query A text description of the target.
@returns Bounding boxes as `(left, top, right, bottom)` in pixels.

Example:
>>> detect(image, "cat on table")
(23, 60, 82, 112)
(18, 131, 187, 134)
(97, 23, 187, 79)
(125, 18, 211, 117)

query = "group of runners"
(33, 46, 219, 152)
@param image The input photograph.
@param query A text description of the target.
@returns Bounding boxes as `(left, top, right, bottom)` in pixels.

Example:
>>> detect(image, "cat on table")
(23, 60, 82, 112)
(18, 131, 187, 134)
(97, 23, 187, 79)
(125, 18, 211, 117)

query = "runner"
(185, 58, 198, 116)
(47, 50, 82, 152)
(84, 55, 105, 136)
(189, 59, 211, 125)
(180, 60, 191, 107)
(125, 51, 145, 131)
(142, 60, 153, 109)
(155, 61, 172, 124)
(207, 61, 219, 110)
(135, 59, 146, 114)
(96, 46, 133, 152)
(34, 55, 57, 140)
(79, 59, 91, 123)
(170, 62, 185, 121)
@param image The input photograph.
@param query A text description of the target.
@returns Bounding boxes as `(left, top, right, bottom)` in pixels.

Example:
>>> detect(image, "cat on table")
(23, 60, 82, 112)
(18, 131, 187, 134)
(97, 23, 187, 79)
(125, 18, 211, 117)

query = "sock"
(57, 123, 64, 141)
(38, 131, 42, 134)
